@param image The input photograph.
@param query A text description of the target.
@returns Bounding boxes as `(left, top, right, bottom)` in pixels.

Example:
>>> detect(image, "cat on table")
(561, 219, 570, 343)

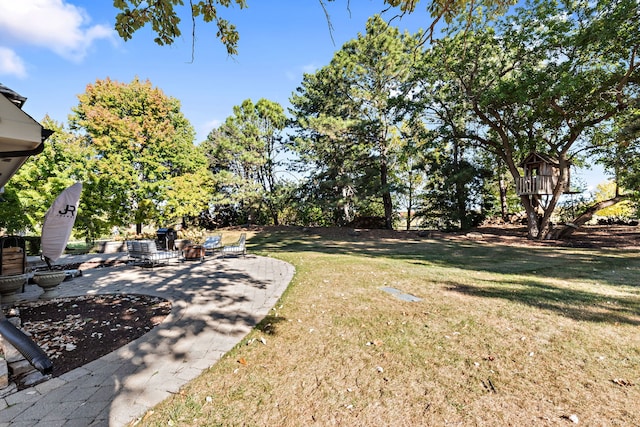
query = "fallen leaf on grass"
(238, 357, 248, 366)
(560, 414, 579, 424)
(612, 378, 634, 387)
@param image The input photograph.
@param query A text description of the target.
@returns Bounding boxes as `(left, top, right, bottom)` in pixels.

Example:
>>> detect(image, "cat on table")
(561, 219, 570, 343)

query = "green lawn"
(141, 227, 640, 426)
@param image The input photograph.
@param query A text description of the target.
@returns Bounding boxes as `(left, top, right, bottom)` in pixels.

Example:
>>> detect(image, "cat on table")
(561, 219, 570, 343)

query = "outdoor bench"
(126, 240, 182, 267)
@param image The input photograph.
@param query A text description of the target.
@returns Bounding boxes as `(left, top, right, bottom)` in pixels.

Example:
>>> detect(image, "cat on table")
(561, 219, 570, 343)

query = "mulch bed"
(7, 294, 171, 382)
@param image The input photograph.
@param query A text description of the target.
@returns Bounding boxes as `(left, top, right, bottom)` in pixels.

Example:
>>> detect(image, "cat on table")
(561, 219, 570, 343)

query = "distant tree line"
(2, 0, 638, 240)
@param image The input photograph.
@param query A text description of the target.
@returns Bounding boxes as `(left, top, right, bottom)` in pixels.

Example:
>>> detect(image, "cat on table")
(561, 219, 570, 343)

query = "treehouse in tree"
(515, 152, 570, 196)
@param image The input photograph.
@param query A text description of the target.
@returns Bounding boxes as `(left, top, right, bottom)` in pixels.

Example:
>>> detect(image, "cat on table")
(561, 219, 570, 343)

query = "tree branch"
(548, 195, 629, 239)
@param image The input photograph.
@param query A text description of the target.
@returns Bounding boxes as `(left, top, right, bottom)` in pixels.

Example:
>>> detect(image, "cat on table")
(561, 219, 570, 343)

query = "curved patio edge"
(0, 254, 295, 426)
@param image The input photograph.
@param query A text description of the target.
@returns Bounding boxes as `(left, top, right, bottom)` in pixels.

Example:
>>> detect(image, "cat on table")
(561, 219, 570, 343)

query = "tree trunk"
(520, 159, 572, 240)
(521, 195, 541, 239)
(383, 190, 393, 229)
(547, 196, 627, 239)
(136, 223, 142, 235)
(380, 161, 393, 230)
(456, 178, 467, 229)
(342, 186, 353, 224)
(499, 175, 508, 221)
(406, 169, 414, 231)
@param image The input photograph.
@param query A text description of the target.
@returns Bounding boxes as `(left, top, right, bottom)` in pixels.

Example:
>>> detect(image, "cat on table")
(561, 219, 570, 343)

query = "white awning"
(0, 89, 49, 189)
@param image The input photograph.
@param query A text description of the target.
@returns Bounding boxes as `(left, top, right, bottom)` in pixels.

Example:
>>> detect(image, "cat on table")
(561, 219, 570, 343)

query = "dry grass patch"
(138, 227, 640, 426)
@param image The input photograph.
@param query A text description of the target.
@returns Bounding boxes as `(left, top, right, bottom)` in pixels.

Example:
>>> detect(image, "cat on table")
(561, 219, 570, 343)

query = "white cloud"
(0, 0, 115, 63)
(0, 47, 27, 78)
(286, 63, 321, 81)
(301, 63, 321, 74)
(203, 118, 222, 130)
(196, 118, 222, 142)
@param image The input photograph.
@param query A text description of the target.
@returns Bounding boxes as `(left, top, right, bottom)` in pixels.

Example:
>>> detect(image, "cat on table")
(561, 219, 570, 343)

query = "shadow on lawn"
(255, 314, 288, 335)
(250, 228, 640, 325)
(251, 228, 639, 284)
(445, 279, 640, 325)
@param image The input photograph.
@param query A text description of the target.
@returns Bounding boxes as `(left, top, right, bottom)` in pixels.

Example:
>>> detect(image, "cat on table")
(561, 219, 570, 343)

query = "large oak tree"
(413, 0, 640, 239)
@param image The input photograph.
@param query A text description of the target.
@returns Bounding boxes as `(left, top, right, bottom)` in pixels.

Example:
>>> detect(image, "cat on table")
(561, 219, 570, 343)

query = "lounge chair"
(221, 233, 246, 258)
(203, 235, 222, 254)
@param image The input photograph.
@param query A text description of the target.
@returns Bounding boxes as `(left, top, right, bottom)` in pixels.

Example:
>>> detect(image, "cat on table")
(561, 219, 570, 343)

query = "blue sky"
(0, 1, 427, 141)
(0, 0, 607, 189)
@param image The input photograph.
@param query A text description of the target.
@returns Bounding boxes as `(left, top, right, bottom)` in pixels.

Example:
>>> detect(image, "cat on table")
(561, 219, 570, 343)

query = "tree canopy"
(290, 15, 422, 228)
(201, 98, 288, 225)
(69, 77, 211, 235)
(2, 117, 90, 235)
(5, 0, 639, 239)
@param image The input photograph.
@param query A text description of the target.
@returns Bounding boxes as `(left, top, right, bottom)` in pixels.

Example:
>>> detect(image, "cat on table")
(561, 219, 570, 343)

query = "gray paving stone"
(0, 383, 16, 399)
(4, 387, 40, 406)
(4, 420, 39, 427)
(0, 252, 294, 426)
(58, 384, 100, 402)
(65, 400, 110, 421)
(110, 401, 148, 426)
(35, 418, 77, 427)
(58, 366, 90, 382)
(33, 377, 66, 394)
(0, 400, 31, 423)
(63, 418, 100, 427)
(16, 401, 65, 421)
(32, 383, 77, 405)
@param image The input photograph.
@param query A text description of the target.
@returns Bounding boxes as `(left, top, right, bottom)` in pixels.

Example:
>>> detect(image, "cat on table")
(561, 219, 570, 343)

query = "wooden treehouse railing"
(516, 175, 555, 195)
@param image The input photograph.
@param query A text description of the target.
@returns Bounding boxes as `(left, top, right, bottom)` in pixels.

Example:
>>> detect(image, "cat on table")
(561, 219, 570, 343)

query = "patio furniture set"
(125, 233, 246, 267)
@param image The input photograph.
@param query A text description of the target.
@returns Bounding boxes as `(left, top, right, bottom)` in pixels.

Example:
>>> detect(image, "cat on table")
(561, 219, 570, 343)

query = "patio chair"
(221, 233, 246, 258)
(203, 234, 223, 254)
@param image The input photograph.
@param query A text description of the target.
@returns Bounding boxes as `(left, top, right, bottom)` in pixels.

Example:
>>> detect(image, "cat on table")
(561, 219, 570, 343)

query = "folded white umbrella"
(41, 182, 83, 267)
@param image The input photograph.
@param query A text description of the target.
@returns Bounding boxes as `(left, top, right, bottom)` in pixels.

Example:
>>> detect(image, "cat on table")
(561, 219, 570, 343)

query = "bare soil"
(295, 224, 640, 249)
(460, 224, 640, 249)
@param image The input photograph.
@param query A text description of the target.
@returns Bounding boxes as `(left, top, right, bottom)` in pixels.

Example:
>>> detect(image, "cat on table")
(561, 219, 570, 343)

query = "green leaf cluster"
(114, 0, 247, 55)
(411, 0, 640, 237)
(289, 15, 423, 228)
(5, 117, 92, 235)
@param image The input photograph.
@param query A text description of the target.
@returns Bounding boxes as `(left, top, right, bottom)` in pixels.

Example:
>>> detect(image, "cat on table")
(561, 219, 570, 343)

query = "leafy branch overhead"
(112, 0, 516, 55)
(113, 0, 247, 55)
